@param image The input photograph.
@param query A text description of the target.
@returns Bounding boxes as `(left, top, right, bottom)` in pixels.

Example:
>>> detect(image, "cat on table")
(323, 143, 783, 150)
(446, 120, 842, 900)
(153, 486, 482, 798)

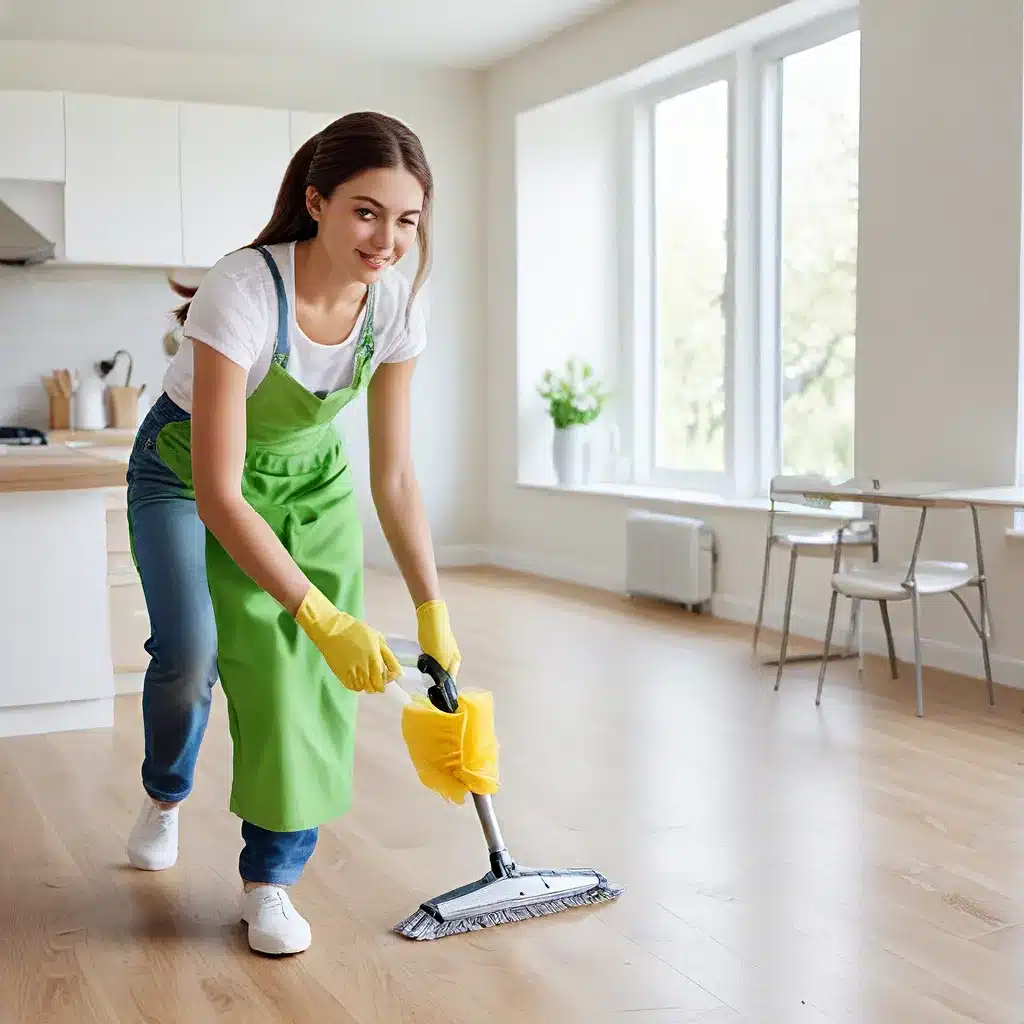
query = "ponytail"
(169, 277, 198, 326)
(171, 112, 434, 331)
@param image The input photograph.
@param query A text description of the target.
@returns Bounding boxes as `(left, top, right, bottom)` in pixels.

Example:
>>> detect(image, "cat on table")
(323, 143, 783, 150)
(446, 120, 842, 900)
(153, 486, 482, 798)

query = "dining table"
(769, 479, 1024, 512)
(765, 478, 1024, 676)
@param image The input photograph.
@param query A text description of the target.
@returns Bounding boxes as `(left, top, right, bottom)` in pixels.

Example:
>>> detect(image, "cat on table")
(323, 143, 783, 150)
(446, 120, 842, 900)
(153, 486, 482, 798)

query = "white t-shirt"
(162, 241, 427, 411)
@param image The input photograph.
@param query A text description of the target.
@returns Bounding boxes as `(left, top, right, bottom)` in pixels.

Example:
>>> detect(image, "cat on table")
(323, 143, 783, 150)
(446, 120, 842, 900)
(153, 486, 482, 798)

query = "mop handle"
(384, 635, 511, 864)
(384, 634, 460, 713)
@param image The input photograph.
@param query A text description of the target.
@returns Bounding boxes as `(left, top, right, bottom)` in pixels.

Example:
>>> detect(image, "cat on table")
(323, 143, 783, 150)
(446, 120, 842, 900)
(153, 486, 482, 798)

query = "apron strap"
(250, 243, 379, 384)
(251, 245, 290, 368)
(362, 282, 378, 358)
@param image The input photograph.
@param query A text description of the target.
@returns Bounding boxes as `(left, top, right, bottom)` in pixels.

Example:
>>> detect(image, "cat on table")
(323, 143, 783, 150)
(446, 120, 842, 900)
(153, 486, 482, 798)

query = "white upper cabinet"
(63, 94, 183, 266)
(0, 90, 349, 268)
(0, 91, 65, 182)
(180, 103, 291, 268)
(289, 110, 339, 156)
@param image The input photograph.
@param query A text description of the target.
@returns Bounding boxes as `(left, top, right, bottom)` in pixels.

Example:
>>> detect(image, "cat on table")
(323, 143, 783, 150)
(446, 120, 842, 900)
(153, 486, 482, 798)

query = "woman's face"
(308, 166, 424, 285)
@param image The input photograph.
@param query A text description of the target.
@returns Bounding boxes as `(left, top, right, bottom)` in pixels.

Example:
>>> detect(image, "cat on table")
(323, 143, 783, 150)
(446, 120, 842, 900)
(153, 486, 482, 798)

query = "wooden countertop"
(47, 428, 137, 447)
(0, 444, 127, 494)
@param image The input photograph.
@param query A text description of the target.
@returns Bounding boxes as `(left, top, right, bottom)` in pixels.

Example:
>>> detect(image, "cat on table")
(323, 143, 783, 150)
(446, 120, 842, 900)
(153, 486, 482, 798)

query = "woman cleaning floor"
(123, 111, 460, 955)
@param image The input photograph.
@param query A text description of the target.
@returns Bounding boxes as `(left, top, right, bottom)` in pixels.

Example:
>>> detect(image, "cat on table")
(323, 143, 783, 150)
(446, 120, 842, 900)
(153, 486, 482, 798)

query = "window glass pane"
(779, 30, 860, 479)
(653, 79, 729, 473)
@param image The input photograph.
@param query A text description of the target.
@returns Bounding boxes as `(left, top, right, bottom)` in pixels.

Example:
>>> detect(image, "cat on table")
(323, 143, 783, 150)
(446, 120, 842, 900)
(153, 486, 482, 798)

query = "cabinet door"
(64, 93, 183, 266)
(181, 102, 291, 267)
(109, 578, 152, 675)
(0, 90, 65, 181)
(289, 110, 338, 155)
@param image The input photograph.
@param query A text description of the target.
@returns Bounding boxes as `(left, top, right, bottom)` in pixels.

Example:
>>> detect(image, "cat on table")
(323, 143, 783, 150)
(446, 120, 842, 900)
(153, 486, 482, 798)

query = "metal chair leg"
(815, 588, 840, 706)
(879, 600, 898, 679)
(910, 586, 924, 718)
(950, 588, 996, 708)
(753, 534, 773, 653)
(773, 548, 799, 692)
(977, 589, 995, 707)
(980, 617, 995, 707)
(857, 602, 865, 677)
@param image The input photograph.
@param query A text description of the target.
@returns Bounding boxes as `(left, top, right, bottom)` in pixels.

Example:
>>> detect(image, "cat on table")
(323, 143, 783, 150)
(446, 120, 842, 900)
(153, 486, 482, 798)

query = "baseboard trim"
(453, 546, 1023, 691)
(435, 544, 491, 568)
(712, 592, 1024, 691)
(366, 544, 491, 574)
(483, 546, 625, 594)
(369, 542, 1022, 691)
(0, 697, 114, 739)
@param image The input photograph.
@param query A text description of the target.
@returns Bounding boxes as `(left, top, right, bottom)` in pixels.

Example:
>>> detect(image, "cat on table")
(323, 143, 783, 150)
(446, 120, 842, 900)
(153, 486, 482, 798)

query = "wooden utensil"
(54, 369, 73, 400)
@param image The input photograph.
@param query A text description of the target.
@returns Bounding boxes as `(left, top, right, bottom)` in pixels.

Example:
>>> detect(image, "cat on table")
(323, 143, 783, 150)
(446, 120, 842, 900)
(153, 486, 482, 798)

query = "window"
(776, 30, 860, 480)
(630, 12, 861, 496)
(653, 79, 730, 479)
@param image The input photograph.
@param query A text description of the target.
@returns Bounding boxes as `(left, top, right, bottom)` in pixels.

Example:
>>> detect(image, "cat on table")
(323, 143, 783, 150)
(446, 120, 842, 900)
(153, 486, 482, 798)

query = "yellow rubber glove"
(416, 599, 461, 678)
(295, 585, 401, 694)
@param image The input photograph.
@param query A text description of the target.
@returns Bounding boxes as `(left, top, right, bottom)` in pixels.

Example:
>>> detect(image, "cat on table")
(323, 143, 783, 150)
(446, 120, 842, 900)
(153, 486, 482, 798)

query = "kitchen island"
(0, 443, 128, 737)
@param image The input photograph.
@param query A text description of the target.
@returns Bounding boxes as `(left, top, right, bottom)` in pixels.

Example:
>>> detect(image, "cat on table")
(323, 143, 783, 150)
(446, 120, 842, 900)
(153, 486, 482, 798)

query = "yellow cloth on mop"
(400, 689, 500, 803)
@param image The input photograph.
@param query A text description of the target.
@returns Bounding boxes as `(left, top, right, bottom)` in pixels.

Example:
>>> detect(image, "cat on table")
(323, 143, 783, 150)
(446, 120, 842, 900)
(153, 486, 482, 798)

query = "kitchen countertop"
(0, 444, 127, 493)
(47, 428, 138, 447)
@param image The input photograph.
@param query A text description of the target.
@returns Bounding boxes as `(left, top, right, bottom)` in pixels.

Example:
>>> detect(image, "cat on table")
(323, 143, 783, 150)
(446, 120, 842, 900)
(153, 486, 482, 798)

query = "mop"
(385, 637, 625, 941)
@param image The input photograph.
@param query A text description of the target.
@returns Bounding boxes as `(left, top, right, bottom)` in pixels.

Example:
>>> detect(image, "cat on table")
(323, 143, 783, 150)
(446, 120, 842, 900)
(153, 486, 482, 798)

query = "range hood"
(0, 197, 56, 265)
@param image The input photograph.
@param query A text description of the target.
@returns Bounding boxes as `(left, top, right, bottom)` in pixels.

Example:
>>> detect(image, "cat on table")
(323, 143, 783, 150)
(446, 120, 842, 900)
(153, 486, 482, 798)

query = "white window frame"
(623, 6, 861, 499)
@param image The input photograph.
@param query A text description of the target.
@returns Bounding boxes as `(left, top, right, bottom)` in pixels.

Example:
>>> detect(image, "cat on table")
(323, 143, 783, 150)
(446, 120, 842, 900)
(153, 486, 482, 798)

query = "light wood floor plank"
(1, 566, 1021, 1022)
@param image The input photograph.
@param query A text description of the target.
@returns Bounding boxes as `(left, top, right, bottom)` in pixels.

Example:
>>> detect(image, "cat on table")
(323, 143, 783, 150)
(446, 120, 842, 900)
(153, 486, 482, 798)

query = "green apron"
(155, 244, 377, 833)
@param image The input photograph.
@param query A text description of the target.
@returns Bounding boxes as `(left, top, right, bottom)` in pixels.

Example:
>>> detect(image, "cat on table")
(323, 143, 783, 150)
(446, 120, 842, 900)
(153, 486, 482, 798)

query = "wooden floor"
(2, 567, 1023, 1023)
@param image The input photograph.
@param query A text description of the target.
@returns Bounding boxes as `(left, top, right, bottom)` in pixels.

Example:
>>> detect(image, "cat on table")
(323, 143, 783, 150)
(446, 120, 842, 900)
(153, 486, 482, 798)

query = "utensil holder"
(48, 393, 72, 430)
(107, 386, 142, 429)
(41, 375, 72, 430)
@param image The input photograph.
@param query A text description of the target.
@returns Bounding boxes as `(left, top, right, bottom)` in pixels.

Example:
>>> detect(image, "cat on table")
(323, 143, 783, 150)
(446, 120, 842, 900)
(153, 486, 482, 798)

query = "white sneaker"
(126, 797, 179, 871)
(241, 885, 312, 955)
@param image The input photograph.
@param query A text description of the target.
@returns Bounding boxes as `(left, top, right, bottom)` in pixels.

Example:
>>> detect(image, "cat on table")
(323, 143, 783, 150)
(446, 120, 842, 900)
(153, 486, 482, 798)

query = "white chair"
(815, 503, 995, 717)
(753, 474, 896, 691)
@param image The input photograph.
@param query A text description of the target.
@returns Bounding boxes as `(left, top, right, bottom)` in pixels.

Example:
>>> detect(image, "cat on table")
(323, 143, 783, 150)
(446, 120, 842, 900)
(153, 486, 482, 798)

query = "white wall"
(515, 95, 621, 485)
(0, 40, 488, 561)
(485, 0, 1024, 687)
(0, 263, 175, 428)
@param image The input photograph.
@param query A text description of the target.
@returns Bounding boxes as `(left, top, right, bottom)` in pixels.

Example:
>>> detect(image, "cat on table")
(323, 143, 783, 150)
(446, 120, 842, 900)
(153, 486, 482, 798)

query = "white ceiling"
(0, 0, 624, 69)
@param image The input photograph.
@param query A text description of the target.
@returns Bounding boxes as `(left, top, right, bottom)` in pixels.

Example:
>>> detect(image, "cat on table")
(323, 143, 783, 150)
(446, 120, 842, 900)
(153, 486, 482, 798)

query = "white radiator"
(625, 509, 715, 610)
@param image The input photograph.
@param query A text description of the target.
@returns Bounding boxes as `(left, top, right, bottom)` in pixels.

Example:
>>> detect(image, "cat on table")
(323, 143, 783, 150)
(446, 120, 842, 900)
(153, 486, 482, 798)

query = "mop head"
(400, 688, 499, 804)
(393, 866, 626, 941)
(394, 665, 624, 940)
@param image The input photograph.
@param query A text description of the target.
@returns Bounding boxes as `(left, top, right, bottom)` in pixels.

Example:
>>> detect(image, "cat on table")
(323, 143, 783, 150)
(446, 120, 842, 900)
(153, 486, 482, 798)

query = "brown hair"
(173, 110, 433, 326)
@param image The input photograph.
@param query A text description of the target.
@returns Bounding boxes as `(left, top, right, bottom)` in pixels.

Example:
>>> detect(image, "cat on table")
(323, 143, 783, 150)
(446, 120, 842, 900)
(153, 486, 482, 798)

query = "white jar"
(74, 373, 107, 431)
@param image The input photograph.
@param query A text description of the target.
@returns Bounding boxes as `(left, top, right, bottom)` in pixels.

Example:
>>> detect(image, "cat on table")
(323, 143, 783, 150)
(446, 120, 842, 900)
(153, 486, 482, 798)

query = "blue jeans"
(126, 392, 317, 886)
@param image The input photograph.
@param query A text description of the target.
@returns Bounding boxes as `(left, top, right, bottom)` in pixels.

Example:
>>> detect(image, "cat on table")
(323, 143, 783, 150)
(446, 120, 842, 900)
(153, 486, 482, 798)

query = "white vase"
(552, 424, 588, 486)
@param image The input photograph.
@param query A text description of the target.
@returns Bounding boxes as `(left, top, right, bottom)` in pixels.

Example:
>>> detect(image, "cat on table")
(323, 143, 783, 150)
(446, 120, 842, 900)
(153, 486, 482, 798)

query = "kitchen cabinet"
(93, 447, 151, 684)
(289, 110, 338, 155)
(0, 90, 65, 182)
(63, 93, 183, 266)
(105, 502, 151, 682)
(180, 102, 291, 267)
(109, 579, 151, 682)
(0, 89, 364, 270)
(0, 447, 124, 737)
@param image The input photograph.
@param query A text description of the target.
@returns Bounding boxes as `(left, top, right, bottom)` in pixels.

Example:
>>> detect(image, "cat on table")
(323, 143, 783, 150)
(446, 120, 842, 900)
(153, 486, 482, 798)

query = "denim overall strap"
(252, 245, 290, 368)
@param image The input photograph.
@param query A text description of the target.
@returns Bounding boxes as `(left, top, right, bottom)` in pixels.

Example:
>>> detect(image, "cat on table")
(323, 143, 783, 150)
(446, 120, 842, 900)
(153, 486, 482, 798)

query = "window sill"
(516, 480, 859, 521)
